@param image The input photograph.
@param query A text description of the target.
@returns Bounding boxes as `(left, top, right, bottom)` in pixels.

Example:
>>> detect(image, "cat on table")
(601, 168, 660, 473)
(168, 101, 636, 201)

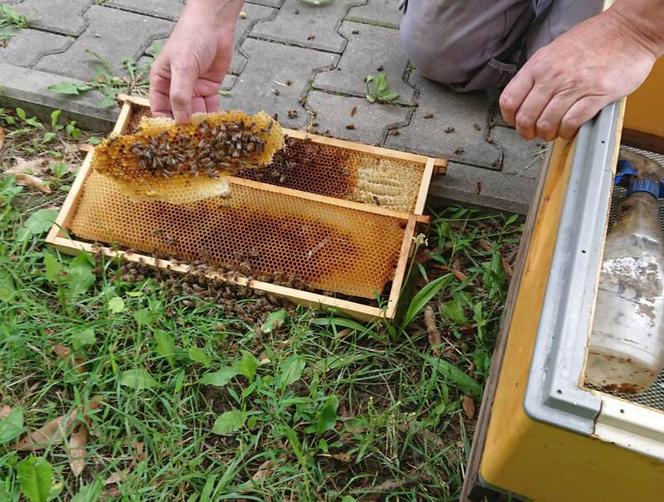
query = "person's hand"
(149, 0, 243, 123)
(500, 3, 662, 141)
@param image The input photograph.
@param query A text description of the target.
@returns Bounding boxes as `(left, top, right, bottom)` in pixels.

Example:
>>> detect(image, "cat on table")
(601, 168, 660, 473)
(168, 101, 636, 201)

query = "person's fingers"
(191, 96, 207, 114)
(534, 92, 577, 141)
(169, 62, 197, 124)
(514, 83, 554, 140)
(499, 70, 535, 127)
(558, 96, 606, 139)
(149, 63, 173, 116)
(204, 94, 219, 113)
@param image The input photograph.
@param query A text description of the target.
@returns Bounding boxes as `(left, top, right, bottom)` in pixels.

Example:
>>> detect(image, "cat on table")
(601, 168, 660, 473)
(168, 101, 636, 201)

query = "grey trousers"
(400, 0, 604, 91)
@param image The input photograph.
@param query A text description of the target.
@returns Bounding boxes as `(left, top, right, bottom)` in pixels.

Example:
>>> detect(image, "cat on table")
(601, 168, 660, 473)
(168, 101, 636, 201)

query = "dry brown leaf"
(104, 486, 122, 498)
(6, 157, 51, 177)
(0, 127, 4, 153)
(478, 239, 493, 252)
(133, 441, 146, 463)
(328, 452, 353, 463)
(371, 478, 410, 492)
(105, 470, 129, 485)
(501, 254, 514, 278)
(335, 328, 353, 339)
(52, 344, 71, 358)
(0, 405, 12, 419)
(78, 143, 95, 154)
(463, 395, 475, 419)
(451, 259, 468, 282)
(423, 305, 441, 356)
(16, 409, 79, 451)
(12, 172, 51, 193)
(251, 460, 275, 482)
(68, 425, 88, 477)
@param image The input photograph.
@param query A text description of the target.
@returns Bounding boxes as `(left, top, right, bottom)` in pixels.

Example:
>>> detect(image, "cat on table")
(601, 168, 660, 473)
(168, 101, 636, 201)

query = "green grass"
(0, 109, 523, 501)
(0, 5, 27, 46)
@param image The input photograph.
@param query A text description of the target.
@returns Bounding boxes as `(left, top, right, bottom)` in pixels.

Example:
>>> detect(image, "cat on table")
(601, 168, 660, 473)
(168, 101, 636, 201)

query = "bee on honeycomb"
(92, 111, 284, 204)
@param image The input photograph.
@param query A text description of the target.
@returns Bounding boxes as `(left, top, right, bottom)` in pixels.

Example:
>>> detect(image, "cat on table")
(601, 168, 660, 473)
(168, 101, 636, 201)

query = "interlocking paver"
(491, 125, 546, 179)
(36, 6, 173, 81)
(107, 0, 183, 20)
(385, 71, 503, 169)
(306, 91, 409, 144)
(429, 162, 533, 214)
(246, 0, 284, 8)
(345, 0, 401, 28)
(313, 21, 414, 104)
(219, 38, 338, 129)
(13, 0, 91, 36)
(250, 0, 362, 53)
(0, 28, 71, 67)
(229, 3, 276, 74)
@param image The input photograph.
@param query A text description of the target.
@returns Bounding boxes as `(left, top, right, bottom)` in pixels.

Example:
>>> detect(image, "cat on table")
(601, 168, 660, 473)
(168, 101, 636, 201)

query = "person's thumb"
(169, 62, 197, 124)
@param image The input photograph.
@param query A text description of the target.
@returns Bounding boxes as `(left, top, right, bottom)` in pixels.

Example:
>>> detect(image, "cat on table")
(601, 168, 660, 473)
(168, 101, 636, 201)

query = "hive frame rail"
(46, 94, 447, 320)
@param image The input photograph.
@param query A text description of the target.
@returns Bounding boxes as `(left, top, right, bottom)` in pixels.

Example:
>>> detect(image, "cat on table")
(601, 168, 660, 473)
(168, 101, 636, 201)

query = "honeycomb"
(92, 111, 284, 204)
(237, 136, 425, 212)
(68, 170, 406, 298)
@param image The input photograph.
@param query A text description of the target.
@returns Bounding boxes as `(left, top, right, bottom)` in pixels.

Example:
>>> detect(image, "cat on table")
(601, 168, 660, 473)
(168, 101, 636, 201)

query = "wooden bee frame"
(46, 94, 447, 321)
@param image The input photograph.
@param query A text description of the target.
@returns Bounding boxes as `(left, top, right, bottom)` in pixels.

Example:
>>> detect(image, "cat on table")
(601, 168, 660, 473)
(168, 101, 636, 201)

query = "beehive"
(47, 95, 446, 319)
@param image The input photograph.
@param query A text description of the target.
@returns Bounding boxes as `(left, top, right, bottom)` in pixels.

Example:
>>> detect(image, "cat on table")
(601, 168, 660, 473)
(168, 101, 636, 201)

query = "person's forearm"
(608, 0, 664, 58)
(183, 0, 245, 29)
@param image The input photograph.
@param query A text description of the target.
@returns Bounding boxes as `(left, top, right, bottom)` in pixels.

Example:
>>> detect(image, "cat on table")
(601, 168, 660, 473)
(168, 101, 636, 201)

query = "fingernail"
(173, 111, 190, 124)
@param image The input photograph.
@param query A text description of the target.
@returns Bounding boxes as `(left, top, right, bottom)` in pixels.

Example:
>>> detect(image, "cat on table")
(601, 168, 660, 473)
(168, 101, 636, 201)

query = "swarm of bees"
(91, 111, 284, 203)
(112, 255, 298, 324)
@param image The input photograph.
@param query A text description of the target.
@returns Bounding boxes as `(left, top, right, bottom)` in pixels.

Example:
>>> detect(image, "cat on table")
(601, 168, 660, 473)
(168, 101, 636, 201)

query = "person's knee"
(399, 24, 474, 85)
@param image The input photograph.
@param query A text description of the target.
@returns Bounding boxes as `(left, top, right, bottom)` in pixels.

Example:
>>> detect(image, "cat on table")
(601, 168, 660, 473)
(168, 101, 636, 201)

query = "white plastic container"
(586, 167, 664, 393)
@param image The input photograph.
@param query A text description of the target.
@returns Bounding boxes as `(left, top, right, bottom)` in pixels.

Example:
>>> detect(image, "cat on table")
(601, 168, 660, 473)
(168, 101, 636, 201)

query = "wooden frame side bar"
(49, 236, 385, 321)
(46, 150, 95, 244)
(414, 158, 436, 215)
(385, 215, 417, 319)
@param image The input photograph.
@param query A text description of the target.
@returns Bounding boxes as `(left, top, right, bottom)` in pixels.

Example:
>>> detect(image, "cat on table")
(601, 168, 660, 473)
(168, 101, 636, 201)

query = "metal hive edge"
(523, 101, 624, 435)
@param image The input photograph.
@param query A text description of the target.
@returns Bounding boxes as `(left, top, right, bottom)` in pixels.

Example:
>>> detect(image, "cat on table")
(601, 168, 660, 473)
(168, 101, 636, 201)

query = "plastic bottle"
(585, 160, 664, 393)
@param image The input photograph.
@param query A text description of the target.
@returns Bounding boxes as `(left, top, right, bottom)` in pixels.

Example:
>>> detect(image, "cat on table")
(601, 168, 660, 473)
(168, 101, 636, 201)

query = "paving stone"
(229, 3, 276, 74)
(145, 38, 167, 57)
(13, 0, 91, 36)
(219, 38, 338, 129)
(491, 125, 547, 179)
(428, 162, 535, 215)
(0, 28, 71, 67)
(246, 0, 284, 8)
(0, 62, 118, 131)
(221, 74, 237, 91)
(313, 21, 414, 104)
(137, 4, 275, 75)
(36, 6, 173, 81)
(306, 91, 408, 144)
(385, 71, 503, 169)
(107, 0, 183, 20)
(345, 0, 401, 28)
(251, 0, 363, 53)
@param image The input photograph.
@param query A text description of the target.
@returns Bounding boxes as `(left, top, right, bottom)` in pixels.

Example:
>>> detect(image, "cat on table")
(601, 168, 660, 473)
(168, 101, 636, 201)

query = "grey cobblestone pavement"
(0, 0, 544, 213)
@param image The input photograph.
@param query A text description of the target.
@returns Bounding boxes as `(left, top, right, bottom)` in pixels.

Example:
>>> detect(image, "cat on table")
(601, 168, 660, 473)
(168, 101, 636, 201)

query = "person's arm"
(149, 0, 244, 123)
(500, 0, 664, 141)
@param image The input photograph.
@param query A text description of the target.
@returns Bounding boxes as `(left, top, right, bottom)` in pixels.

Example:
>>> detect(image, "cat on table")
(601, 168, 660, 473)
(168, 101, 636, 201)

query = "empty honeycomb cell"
(68, 170, 406, 298)
(92, 110, 284, 203)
